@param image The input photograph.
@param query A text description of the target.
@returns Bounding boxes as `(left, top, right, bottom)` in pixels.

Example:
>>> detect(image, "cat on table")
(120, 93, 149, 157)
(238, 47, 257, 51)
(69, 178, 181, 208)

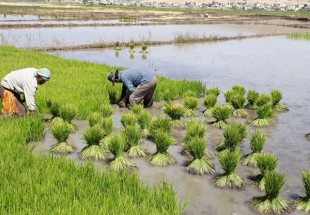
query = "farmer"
(108, 68, 157, 108)
(0, 68, 51, 116)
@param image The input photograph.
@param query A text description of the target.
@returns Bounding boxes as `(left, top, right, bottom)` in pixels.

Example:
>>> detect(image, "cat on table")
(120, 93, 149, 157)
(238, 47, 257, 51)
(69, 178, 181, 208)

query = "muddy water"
(1, 24, 310, 48)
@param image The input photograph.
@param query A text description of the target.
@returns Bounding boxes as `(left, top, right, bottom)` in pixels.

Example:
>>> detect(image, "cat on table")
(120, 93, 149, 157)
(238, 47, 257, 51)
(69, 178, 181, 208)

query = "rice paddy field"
(1, 5, 310, 215)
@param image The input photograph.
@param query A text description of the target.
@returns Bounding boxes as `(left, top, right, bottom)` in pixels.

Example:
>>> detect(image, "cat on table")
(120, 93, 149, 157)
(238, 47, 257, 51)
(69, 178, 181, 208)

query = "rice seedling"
(141, 44, 148, 53)
(215, 150, 243, 188)
(251, 104, 273, 126)
(306, 133, 310, 141)
(255, 93, 271, 108)
(232, 85, 246, 96)
(185, 138, 214, 175)
(80, 125, 107, 160)
(211, 104, 231, 129)
(114, 41, 121, 50)
(231, 94, 247, 117)
(254, 153, 278, 190)
(136, 110, 152, 137)
(149, 131, 176, 166)
(59, 103, 78, 124)
(205, 87, 220, 96)
(108, 133, 134, 171)
(131, 104, 145, 114)
(162, 90, 176, 102)
(47, 100, 61, 117)
(183, 97, 198, 117)
(246, 89, 259, 109)
(183, 90, 197, 98)
(243, 130, 266, 166)
(50, 118, 75, 154)
(149, 116, 173, 136)
(224, 89, 235, 104)
(183, 120, 206, 144)
(98, 117, 114, 136)
(107, 87, 119, 104)
(88, 112, 102, 127)
(203, 94, 217, 117)
(129, 42, 135, 52)
(250, 171, 290, 214)
(295, 171, 310, 212)
(216, 123, 247, 152)
(99, 103, 113, 117)
(123, 125, 146, 158)
(271, 89, 288, 112)
(162, 102, 186, 127)
(121, 113, 138, 128)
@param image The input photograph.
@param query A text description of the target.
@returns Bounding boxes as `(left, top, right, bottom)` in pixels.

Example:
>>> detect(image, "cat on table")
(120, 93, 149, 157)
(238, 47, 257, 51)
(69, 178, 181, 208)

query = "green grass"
(287, 33, 310, 41)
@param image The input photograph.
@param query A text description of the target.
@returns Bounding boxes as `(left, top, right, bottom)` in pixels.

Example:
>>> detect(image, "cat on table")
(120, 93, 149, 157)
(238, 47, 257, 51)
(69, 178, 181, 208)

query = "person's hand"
(118, 101, 126, 108)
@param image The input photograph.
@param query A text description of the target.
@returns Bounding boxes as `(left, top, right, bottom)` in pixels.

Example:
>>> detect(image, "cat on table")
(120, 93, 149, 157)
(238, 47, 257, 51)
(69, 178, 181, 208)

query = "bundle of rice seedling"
(123, 125, 146, 158)
(250, 171, 290, 214)
(306, 133, 310, 141)
(224, 89, 235, 105)
(80, 126, 107, 160)
(163, 102, 186, 127)
(88, 112, 102, 127)
(231, 94, 247, 117)
(255, 93, 271, 108)
(271, 90, 288, 112)
(183, 97, 198, 117)
(59, 103, 78, 124)
(149, 131, 176, 166)
(295, 171, 310, 212)
(131, 104, 144, 115)
(246, 90, 259, 109)
(251, 104, 273, 126)
(136, 110, 152, 137)
(121, 113, 138, 128)
(255, 153, 278, 190)
(162, 90, 175, 102)
(108, 133, 134, 171)
(50, 118, 75, 154)
(205, 87, 220, 97)
(108, 87, 119, 104)
(183, 120, 206, 144)
(216, 123, 247, 152)
(47, 100, 61, 118)
(98, 117, 114, 136)
(232, 85, 246, 96)
(185, 138, 214, 175)
(183, 90, 197, 98)
(149, 116, 173, 136)
(99, 103, 113, 117)
(211, 104, 231, 129)
(203, 94, 217, 117)
(243, 131, 266, 166)
(215, 150, 243, 188)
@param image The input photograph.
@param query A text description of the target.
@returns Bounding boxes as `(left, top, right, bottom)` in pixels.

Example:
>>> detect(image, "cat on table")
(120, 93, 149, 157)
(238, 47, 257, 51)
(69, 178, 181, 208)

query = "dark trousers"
(0, 84, 26, 116)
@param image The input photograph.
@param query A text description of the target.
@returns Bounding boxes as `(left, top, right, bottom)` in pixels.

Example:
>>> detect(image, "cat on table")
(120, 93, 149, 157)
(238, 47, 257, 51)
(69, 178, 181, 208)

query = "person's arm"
(23, 82, 37, 112)
(120, 84, 127, 100)
(122, 77, 136, 96)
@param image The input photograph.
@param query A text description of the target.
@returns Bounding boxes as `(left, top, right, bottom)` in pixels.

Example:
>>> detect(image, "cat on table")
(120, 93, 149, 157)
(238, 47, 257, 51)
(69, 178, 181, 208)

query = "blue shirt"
(120, 68, 155, 98)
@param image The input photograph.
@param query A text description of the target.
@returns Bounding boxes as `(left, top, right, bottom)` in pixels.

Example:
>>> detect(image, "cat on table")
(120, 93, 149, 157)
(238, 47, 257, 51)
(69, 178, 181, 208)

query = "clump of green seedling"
(251, 104, 273, 126)
(149, 131, 176, 166)
(80, 126, 107, 160)
(232, 85, 246, 96)
(163, 102, 186, 127)
(246, 89, 259, 109)
(131, 104, 144, 115)
(59, 103, 78, 124)
(107, 87, 119, 104)
(183, 97, 198, 117)
(254, 93, 271, 108)
(211, 104, 231, 129)
(216, 123, 247, 152)
(123, 125, 146, 158)
(271, 89, 288, 112)
(205, 87, 220, 96)
(231, 94, 247, 117)
(306, 133, 310, 141)
(47, 100, 61, 118)
(98, 117, 114, 137)
(149, 116, 173, 136)
(129, 42, 135, 52)
(121, 113, 138, 128)
(183, 90, 197, 98)
(88, 112, 102, 127)
(295, 171, 310, 212)
(50, 117, 75, 154)
(254, 153, 278, 190)
(141, 44, 148, 53)
(136, 110, 152, 137)
(203, 94, 217, 117)
(224, 89, 235, 110)
(108, 133, 134, 171)
(162, 90, 175, 102)
(99, 103, 113, 117)
(185, 137, 214, 175)
(114, 41, 121, 50)
(250, 171, 291, 214)
(243, 131, 266, 166)
(215, 150, 243, 188)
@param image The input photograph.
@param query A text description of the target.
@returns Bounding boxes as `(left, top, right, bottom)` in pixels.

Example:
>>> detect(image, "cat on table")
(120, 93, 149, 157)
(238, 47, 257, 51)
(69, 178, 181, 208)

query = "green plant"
(271, 89, 288, 112)
(224, 89, 235, 104)
(88, 112, 102, 127)
(295, 171, 310, 212)
(205, 87, 220, 96)
(123, 125, 146, 158)
(108, 133, 134, 171)
(185, 138, 214, 175)
(215, 150, 243, 188)
(255, 93, 271, 108)
(99, 103, 113, 117)
(211, 104, 231, 129)
(131, 104, 144, 114)
(114, 41, 121, 50)
(183, 90, 197, 98)
(162, 103, 186, 126)
(232, 85, 246, 95)
(136, 110, 152, 137)
(243, 131, 266, 166)
(141, 44, 148, 53)
(50, 118, 75, 154)
(149, 131, 176, 166)
(183, 97, 198, 117)
(203, 94, 217, 117)
(98, 117, 114, 136)
(251, 104, 273, 126)
(108, 87, 119, 104)
(231, 94, 247, 117)
(59, 103, 78, 123)
(250, 171, 290, 214)
(183, 120, 206, 144)
(121, 113, 138, 128)
(246, 89, 259, 109)
(255, 153, 278, 190)
(80, 126, 107, 160)
(129, 42, 135, 52)
(149, 116, 172, 136)
(47, 100, 61, 117)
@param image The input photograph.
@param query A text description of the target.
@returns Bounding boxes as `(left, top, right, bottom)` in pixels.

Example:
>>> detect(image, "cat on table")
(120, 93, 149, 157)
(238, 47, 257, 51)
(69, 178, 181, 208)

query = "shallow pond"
(1, 24, 310, 48)
(0, 14, 52, 21)
(42, 36, 310, 214)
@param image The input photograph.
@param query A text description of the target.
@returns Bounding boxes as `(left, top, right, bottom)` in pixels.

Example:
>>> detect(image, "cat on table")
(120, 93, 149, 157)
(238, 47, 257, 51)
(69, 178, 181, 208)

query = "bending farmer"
(108, 68, 157, 108)
(0, 68, 51, 116)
